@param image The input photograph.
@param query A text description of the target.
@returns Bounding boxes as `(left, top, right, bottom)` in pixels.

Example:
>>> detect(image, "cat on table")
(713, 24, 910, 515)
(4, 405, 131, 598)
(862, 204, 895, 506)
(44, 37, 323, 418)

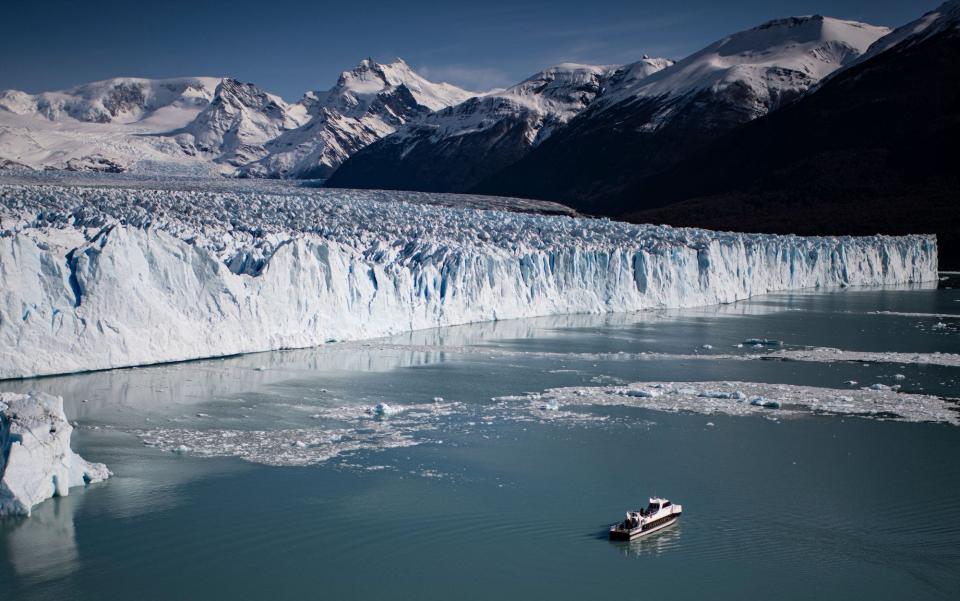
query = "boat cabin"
(643, 497, 671, 516)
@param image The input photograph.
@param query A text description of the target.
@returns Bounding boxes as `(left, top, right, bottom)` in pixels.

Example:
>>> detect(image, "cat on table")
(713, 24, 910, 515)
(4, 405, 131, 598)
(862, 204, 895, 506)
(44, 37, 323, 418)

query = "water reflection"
(3, 496, 79, 581)
(612, 523, 683, 558)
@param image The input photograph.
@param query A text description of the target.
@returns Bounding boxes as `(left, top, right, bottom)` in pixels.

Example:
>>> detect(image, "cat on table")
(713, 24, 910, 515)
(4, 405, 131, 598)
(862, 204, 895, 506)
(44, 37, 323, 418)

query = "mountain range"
(0, 2, 957, 265)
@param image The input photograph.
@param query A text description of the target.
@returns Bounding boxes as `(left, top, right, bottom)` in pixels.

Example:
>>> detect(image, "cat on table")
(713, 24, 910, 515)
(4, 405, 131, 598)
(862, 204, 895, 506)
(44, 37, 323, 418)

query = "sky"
(0, 0, 942, 100)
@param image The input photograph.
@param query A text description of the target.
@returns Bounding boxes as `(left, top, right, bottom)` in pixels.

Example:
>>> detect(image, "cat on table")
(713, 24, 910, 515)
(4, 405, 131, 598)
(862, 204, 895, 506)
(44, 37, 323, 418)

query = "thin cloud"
(416, 64, 515, 92)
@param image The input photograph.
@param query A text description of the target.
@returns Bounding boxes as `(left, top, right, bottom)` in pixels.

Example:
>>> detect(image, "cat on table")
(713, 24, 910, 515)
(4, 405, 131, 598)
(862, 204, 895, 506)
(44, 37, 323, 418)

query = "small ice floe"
(895, 374, 906, 380)
(196, 413, 211, 418)
(372, 403, 397, 417)
(845, 380, 858, 386)
(702, 344, 713, 350)
(254, 366, 266, 372)
(173, 445, 191, 454)
(706, 422, 716, 427)
(432, 397, 444, 402)
(539, 399, 560, 411)
(933, 322, 947, 330)
(869, 383, 891, 391)
(625, 389, 661, 398)
(749, 397, 781, 409)
(744, 338, 782, 347)
(699, 390, 746, 400)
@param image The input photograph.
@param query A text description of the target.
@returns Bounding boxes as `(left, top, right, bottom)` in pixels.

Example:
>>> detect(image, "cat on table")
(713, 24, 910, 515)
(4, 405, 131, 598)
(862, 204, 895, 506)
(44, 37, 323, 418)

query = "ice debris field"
(0, 181, 938, 379)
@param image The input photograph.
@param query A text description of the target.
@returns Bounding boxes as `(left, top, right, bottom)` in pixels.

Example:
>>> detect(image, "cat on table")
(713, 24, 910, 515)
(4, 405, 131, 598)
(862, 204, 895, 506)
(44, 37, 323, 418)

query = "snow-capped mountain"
(0, 77, 226, 174)
(0, 76, 220, 125)
(176, 78, 309, 168)
(241, 59, 474, 178)
(0, 60, 470, 176)
(623, 0, 960, 268)
(853, 0, 960, 64)
(475, 16, 891, 210)
(327, 62, 673, 192)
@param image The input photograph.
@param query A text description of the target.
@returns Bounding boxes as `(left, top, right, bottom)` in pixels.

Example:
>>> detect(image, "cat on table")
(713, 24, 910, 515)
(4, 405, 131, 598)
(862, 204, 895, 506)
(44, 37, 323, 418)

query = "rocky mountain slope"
(242, 59, 474, 179)
(326, 62, 671, 191)
(621, 0, 960, 267)
(0, 60, 470, 177)
(473, 15, 890, 211)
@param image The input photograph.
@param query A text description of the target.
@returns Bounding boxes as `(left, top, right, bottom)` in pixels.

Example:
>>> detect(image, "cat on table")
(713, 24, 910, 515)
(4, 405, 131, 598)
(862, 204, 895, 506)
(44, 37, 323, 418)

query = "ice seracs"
(0, 182, 938, 379)
(0, 392, 110, 517)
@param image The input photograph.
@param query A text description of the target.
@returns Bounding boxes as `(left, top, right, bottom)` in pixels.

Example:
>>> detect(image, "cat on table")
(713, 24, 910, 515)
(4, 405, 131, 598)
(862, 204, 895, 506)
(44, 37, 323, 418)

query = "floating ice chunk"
(173, 445, 191, 454)
(933, 322, 947, 330)
(0, 392, 111, 516)
(432, 397, 444, 402)
(702, 344, 713, 350)
(372, 403, 397, 417)
(869, 383, 891, 391)
(699, 390, 746, 400)
(895, 374, 906, 380)
(749, 397, 781, 409)
(540, 399, 560, 411)
(744, 338, 782, 347)
(706, 422, 715, 427)
(625, 389, 661, 398)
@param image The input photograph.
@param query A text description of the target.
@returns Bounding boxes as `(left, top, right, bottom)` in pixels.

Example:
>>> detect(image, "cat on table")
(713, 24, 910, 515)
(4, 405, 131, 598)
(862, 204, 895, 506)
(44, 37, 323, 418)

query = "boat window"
(663, 502, 671, 507)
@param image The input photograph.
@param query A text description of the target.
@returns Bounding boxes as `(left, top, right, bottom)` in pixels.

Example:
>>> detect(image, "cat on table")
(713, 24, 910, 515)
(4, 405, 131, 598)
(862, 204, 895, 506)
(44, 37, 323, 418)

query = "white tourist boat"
(609, 497, 682, 540)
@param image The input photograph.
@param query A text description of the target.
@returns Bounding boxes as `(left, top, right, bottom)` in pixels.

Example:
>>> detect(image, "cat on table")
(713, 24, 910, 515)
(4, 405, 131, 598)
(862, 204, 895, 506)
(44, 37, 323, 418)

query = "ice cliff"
(0, 392, 110, 516)
(0, 183, 938, 379)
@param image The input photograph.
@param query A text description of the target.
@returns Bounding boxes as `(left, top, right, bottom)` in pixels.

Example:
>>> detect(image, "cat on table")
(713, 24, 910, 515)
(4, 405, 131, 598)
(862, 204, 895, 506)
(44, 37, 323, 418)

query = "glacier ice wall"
(0, 184, 938, 379)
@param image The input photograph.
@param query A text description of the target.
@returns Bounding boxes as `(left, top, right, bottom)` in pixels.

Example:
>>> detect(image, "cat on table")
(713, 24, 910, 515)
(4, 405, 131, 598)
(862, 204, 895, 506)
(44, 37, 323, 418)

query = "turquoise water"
(2, 278, 959, 600)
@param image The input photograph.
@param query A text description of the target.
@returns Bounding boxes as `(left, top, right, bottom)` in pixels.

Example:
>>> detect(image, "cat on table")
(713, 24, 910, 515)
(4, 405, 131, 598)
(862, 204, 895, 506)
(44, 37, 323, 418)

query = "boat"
(609, 497, 682, 540)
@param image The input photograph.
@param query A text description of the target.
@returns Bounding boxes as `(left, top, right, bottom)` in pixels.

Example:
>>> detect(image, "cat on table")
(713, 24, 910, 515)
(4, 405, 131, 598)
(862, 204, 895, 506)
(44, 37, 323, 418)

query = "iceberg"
(0, 183, 938, 379)
(0, 392, 111, 516)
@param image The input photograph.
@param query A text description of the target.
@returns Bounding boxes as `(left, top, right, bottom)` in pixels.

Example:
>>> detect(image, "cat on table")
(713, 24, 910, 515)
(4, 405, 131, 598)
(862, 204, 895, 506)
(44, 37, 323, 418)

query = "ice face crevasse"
(0, 185, 938, 379)
(0, 392, 111, 516)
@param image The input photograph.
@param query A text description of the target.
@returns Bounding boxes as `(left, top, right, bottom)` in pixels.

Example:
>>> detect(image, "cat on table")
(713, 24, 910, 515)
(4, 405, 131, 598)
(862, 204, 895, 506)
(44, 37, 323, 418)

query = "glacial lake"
(2, 277, 959, 600)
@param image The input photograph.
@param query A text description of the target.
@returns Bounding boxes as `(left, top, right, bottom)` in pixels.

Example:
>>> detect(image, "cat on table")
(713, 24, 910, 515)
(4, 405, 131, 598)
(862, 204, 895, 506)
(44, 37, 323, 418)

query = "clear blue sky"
(0, 0, 941, 100)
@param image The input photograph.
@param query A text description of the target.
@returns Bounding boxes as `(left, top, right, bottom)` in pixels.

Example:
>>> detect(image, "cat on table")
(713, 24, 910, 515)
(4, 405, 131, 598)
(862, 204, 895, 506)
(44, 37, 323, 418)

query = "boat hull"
(609, 512, 681, 540)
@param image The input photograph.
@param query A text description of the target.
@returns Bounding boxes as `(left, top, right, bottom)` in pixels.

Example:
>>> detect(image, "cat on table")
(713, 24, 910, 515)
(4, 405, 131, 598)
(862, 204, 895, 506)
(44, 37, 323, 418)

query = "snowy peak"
(324, 61, 668, 193)
(241, 58, 474, 178)
(324, 58, 474, 116)
(494, 63, 610, 119)
(599, 15, 890, 109)
(857, 0, 960, 63)
(180, 78, 309, 166)
(0, 77, 221, 125)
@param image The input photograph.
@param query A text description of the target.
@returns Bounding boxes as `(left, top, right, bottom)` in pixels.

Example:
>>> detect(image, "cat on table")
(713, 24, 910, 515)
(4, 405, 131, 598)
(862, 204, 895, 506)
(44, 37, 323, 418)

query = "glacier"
(0, 181, 938, 379)
(0, 392, 111, 516)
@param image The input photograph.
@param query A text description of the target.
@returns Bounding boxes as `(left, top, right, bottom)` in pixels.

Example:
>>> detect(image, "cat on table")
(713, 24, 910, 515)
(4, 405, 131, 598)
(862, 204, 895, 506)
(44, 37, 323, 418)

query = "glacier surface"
(0, 182, 938, 379)
(0, 392, 110, 516)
